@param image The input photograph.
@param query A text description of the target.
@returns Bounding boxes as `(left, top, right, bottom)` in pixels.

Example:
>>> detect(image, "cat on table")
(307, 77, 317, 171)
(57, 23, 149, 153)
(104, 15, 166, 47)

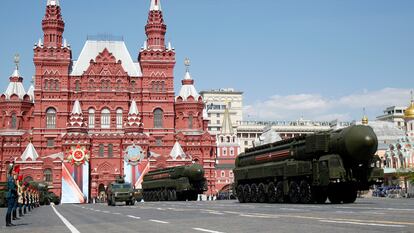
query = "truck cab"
(106, 177, 135, 206)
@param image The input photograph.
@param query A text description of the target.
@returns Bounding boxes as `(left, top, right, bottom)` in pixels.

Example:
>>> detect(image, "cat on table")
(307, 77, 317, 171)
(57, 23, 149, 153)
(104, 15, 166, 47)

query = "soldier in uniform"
(17, 175, 24, 217)
(22, 182, 28, 214)
(5, 163, 17, 227)
(12, 165, 20, 221)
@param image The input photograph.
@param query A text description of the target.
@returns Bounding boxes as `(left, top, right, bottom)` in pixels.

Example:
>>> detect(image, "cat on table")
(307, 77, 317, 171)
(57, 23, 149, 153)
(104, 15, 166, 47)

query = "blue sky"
(0, 0, 413, 121)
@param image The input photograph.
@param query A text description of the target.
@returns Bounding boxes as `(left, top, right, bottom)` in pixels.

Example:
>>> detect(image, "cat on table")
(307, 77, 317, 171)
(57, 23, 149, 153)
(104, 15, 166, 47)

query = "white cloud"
(244, 88, 411, 121)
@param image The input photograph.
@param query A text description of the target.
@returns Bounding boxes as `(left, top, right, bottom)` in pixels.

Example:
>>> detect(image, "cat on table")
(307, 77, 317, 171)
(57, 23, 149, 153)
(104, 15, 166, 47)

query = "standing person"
(17, 175, 24, 217)
(27, 188, 31, 212)
(22, 182, 28, 215)
(5, 163, 17, 227)
(12, 166, 20, 221)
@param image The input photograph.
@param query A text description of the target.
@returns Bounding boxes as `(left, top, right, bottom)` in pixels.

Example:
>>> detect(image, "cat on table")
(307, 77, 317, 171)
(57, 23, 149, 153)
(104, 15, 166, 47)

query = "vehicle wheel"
(267, 182, 277, 203)
(111, 196, 116, 206)
(126, 201, 130, 206)
(328, 184, 341, 204)
(162, 190, 168, 201)
(342, 185, 357, 204)
(313, 188, 327, 204)
(275, 181, 285, 203)
(250, 183, 259, 203)
(258, 183, 267, 203)
(243, 184, 251, 203)
(155, 191, 161, 202)
(237, 185, 245, 203)
(130, 200, 135, 206)
(299, 180, 313, 204)
(172, 190, 177, 201)
(289, 181, 300, 204)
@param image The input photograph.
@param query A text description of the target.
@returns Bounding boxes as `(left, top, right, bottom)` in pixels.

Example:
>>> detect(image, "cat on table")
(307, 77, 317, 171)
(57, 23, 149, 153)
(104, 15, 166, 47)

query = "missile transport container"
(234, 125, 384, 204)
(142, 164, 207, 201)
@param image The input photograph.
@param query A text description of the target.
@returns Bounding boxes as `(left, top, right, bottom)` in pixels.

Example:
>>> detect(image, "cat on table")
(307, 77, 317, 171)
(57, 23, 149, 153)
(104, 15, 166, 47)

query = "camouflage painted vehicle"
(234, 125, 384, 204)
(107, 176, 135, 206)
(142, 164, 207, 201)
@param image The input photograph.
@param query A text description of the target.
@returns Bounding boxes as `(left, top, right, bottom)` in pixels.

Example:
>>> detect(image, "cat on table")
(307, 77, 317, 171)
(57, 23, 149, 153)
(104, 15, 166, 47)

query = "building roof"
(4, 68, 26, 100)
(150, 0, 162, 11)
(221, 105, 234, 135)
(21, 142, 40, 161)
(70, 40, 142, 77)
(129, 100, 139, 115)
(27, 84, 35, 102)
(170, 141, 186, 160)
(177, 71, 200, 100)
(47, 0, 60, 6)
(71, 100, 82, 115)
(363, 121, 406, 145)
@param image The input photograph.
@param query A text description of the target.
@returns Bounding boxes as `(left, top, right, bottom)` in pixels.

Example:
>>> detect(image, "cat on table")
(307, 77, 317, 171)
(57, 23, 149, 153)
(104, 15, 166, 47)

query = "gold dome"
(405, 101, 414, 119)
(361, 115, 368, 125)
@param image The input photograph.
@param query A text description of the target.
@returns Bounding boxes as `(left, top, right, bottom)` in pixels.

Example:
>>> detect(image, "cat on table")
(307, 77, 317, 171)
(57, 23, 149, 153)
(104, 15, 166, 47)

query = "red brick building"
(215, 105, 240, 194)
(0, 0, 216, 199)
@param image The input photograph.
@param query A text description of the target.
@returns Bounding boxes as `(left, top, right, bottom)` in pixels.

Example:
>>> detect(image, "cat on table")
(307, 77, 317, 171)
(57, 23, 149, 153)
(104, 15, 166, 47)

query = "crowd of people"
(5, 163, 40, 227)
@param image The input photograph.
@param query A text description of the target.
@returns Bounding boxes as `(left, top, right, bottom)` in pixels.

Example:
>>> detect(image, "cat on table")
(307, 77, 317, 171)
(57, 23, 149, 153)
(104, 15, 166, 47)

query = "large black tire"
(111, 196, 116, 206)
(172, 190, 177, 201)
(275, 182, 285, 203)
(328, 184, 341, 204)
(258, 183, 267, 203)
(237, 185, 245, 203)
(313, 188, 328, 204)
(250, 183, 258, 203)
(267, 182, 277, 203)
(299, 180, 313, 204)
(243, 184, 252, 203)
(289, 181, 300, 204)
(342, 185, 357, 204)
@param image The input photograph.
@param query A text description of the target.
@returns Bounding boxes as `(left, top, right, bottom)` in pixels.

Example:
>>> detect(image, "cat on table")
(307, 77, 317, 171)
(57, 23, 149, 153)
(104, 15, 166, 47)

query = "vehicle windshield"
(112, 184, 131, 189)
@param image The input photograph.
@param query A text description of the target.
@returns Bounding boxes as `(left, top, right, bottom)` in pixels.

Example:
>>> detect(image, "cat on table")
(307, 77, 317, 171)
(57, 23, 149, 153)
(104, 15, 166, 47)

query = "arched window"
(101, 108, 111, 129)
(116, 109, 123, 129)
(54, 80, 59, 91)
(223, 148, 227, 156)
(44, 80, 48, 90)
(88, 108, 95, 128)
(154, 109, 163, 128)
(188, 115, 193, 129)
(161, 81, 165, 92)
(44, 168, 53, 182)
(230, 147, 234, 156)
(99, 144, 104, 157)
(117, 80, 122, 90)
(108, 144, 113, 158)
(221, 171, 225, 177)
(75, 80, 80, 91)
(24, 176, 33, 183)
(46, 108, 57, 129)
(11, 113, 17, 129)
(131, 80, 136, 91)
(89, 79, 94, 90)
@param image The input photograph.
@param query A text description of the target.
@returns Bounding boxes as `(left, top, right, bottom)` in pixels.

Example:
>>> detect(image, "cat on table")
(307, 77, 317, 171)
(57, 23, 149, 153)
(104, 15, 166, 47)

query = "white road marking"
(240, 214, 279, 219)
(102, 211, 110, 213)
(193, 227, 225, 233)
(149, 219, 169, 224)
(127, 215, 141, 220)
(51, 204, 81, 233)
(320, 220, 406, 228)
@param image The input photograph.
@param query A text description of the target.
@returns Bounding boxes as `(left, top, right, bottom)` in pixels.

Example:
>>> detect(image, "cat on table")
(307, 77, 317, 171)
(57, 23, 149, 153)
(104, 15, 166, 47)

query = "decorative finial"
(31, 76, 35, 85)
(14, 53, 20, 70)
(184, 58, 190, 72)
(411, 90, 413, 103)
(362, 107, 368, 125)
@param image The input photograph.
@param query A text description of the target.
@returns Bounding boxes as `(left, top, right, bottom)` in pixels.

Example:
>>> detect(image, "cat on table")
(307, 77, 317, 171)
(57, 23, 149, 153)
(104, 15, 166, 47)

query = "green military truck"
(107, 177, 135, 206)
(234, 125, 384, 204)
(142, 164, 207, 202)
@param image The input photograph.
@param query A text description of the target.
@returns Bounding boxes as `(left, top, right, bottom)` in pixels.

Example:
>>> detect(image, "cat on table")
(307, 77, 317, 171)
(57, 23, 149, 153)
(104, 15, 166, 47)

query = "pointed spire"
(71, 100, 82, 115)
(27, 77, 35, 102)
(178, 58, 200, 100)
(221, 103, 234, 134)
(21, 142, 40, 162)
(11, 54, 20, 77)
(143, 41, 148, 50)
(170, 141, 186, 160)
(150, 0, 162, 11)
(167, 42, 172, 51)
(47, 0, 60, 6)
(37, 38, 43, 48)
(129, 100, 139, 115)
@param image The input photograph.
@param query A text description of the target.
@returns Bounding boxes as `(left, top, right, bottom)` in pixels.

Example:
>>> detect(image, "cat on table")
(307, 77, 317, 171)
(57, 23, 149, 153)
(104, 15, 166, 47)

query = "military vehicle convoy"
(107, 176, 135, 206)
(142, 164, 207, 201)
(234, 125, 384, 204)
